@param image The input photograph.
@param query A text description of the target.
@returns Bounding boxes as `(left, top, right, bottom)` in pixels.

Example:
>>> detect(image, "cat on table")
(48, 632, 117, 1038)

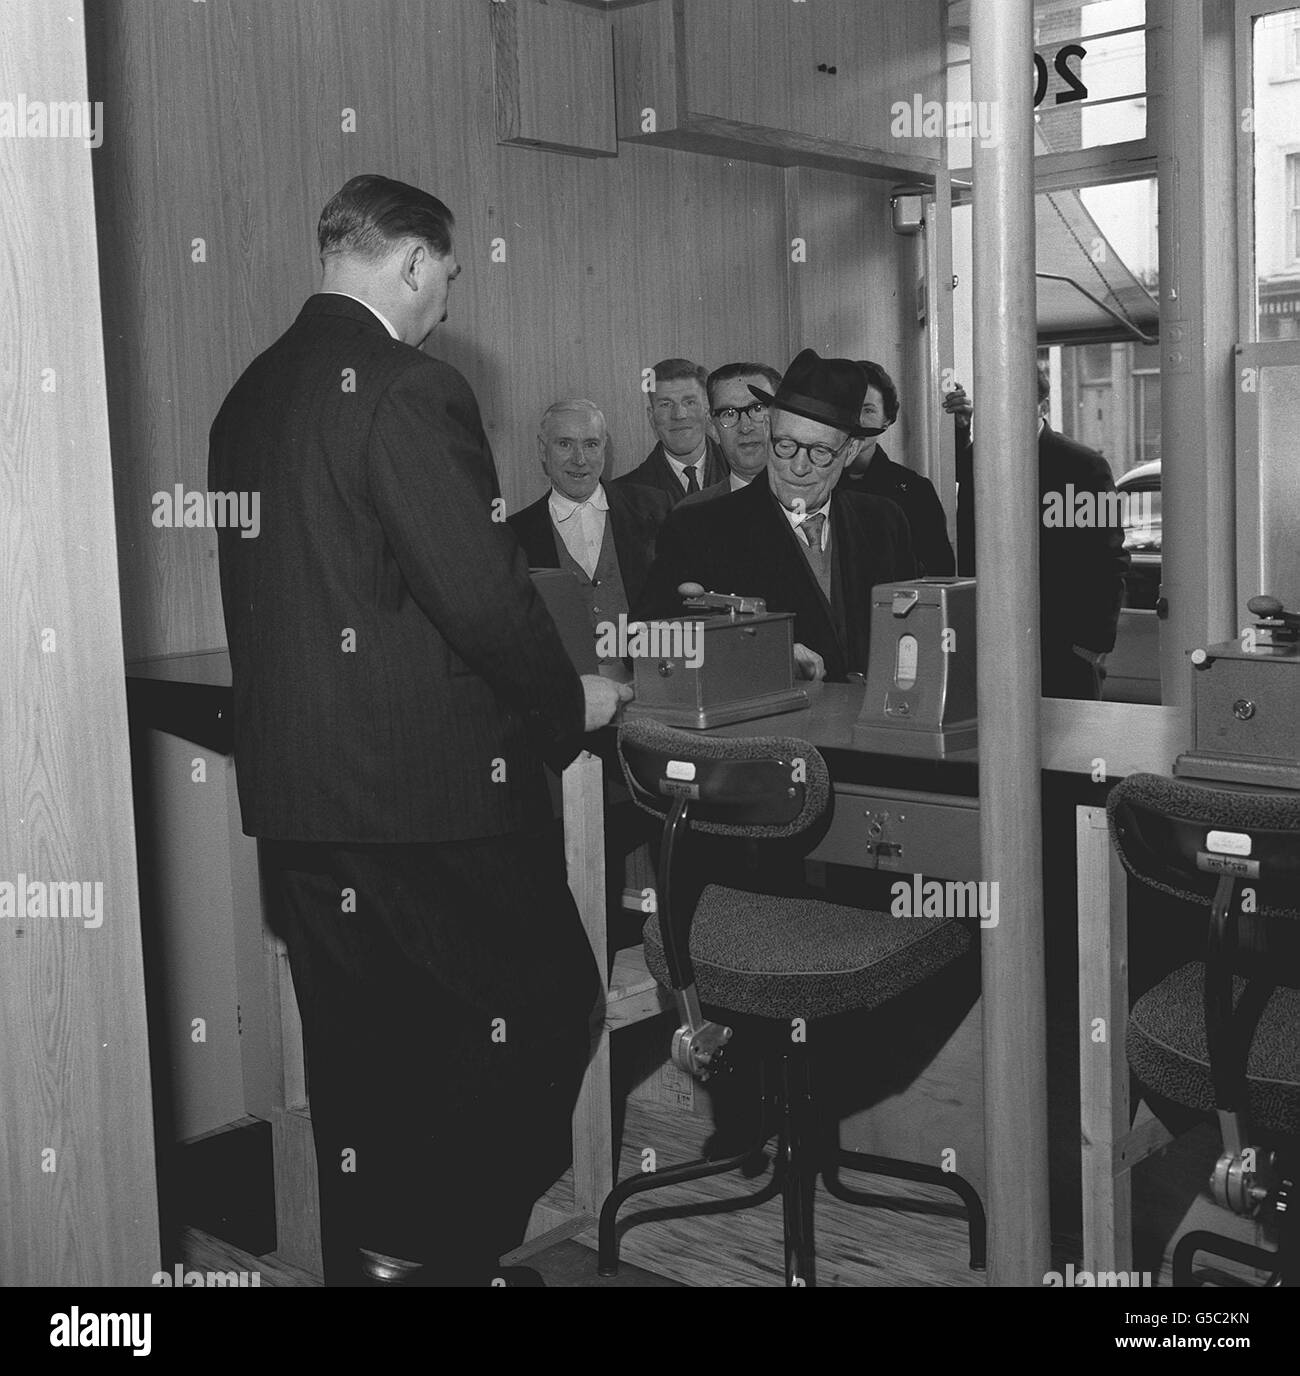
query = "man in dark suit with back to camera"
(944, 362, 1130, 699)
(636, 349, 916, 683)
(838, 359, 956, 576)
(509, 397, 668, 664)
(615, 356, 728, 505)
(209, 174, 630, 1287)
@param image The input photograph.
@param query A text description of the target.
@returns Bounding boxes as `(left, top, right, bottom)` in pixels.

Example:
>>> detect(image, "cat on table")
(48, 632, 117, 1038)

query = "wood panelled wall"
(784, 167, 918, 463)
(87, 0, 915, 661)
(0, 0, 159, 1285)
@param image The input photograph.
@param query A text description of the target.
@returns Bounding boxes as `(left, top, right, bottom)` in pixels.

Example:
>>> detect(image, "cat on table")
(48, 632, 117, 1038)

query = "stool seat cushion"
(1128, 962, 1300, 1135)
(643, 884, 972, 1021)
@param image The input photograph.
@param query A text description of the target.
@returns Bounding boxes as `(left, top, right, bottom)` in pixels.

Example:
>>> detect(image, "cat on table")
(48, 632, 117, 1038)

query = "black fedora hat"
(749, 349, 868, 437)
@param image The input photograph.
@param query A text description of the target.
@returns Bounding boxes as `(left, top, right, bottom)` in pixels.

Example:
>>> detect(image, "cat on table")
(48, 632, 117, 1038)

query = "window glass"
(948, 173, 1162, 701)
(945, 0, 1147, 169)
(1254, 8, 1300, 340)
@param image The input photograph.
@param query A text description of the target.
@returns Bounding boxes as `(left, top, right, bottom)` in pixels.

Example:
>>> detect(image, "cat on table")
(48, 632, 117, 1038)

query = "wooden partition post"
(564, 751, 614, 1216)
(0, 0, 160, 1284)
(969, 0, 1052, 1286)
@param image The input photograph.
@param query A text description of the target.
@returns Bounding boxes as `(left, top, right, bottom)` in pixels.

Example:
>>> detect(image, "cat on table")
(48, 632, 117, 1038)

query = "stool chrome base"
(596, 1051, 986, 1287)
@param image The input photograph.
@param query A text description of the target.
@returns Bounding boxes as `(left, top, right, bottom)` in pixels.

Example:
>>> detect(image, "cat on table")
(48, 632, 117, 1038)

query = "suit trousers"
(260, 824, 599, 1284)
(1042, 648, 1104, 701)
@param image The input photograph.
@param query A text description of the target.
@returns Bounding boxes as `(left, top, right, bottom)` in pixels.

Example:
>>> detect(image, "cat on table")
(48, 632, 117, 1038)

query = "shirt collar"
(548, 483, 610, 521)
(321, 291, 400, 340)
(779, 495, 832, 549)
(663, 442, 707, 479)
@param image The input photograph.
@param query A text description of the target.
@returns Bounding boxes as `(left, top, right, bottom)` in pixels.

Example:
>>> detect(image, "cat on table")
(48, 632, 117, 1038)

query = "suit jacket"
(955, 423, 1130, 685)
(635, 469, 916, 682)
(614, 437, 728, 507)
(507, 479, 670, 610)
(209, 293, 584, 843)
(839, 445, 956, 576)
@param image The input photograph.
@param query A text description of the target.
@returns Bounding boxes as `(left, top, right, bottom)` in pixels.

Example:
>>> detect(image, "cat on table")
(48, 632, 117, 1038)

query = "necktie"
(683, 463, 700, 494)
(801, 512, 826, 551)
(799, 513, 831, 600)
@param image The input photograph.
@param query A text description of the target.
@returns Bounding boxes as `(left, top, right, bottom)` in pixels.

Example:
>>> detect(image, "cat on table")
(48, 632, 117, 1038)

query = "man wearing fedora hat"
(635, 349, 915, 682)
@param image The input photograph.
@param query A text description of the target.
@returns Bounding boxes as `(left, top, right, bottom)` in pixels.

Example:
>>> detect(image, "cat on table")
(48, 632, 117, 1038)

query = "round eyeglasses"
(712, 401, 770, 429)
(770, 435, 852, 467)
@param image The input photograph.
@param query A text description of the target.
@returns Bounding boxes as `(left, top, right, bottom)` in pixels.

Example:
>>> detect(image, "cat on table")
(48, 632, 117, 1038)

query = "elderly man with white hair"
(509, 398, 670, 664)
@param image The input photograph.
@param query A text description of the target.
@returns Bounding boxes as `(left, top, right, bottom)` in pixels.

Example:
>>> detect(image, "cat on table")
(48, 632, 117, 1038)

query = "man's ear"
(398, 239, 425, 292)
(537, 434, 549, 471)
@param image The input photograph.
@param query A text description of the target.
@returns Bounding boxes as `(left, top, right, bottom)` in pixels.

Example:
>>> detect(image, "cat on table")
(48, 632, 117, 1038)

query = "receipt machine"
(1176, 595, 1300, 791)
(853, 578, 978, 758)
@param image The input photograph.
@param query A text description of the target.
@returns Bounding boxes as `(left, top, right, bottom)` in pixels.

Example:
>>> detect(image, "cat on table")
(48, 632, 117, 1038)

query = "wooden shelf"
(491, 0, 618, 158)
(612, 0, 942, 183)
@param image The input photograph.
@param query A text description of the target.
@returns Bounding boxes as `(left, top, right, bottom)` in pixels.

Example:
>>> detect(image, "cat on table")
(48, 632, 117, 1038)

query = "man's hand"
(582, 674, 634, 732)
(793, 643, 826, 682)
(942, 382, 972, 428)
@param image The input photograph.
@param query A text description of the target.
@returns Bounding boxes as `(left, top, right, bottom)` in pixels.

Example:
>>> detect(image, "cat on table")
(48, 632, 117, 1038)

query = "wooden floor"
(176, 1101, 1279, 1289)
(1132, 1121, 1279, 1288)
(533, 1098, 986, 1287)
(179, 1226, 321, 1288)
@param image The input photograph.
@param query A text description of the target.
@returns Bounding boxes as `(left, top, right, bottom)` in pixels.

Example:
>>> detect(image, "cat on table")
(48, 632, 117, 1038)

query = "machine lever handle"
(1247, 594, 1300, 628)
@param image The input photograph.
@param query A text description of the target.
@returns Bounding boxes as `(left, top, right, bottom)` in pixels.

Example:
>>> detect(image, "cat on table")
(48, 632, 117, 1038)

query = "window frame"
(944, 0, 1156, 179)
(1235, 0, 1300, 342)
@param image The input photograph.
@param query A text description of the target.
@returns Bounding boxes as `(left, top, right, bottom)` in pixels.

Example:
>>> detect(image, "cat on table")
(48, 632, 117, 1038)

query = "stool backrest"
(617, 717, 830, 839)
(1107, 773, 1300, 921)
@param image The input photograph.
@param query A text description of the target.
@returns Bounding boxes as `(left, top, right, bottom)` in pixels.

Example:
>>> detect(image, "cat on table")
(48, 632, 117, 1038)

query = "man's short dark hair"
(1036, 360, 1051, 407)
(651, 358, 710, 394)
(855, 360, 900, 423)
(318, 175, 454, 262)
(706, 361, 783, 408)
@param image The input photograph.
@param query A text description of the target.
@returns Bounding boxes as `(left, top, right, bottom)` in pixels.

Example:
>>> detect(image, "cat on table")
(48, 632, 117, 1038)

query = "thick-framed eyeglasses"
(712, 401, 770, 429)
(770, 435, 852, 467)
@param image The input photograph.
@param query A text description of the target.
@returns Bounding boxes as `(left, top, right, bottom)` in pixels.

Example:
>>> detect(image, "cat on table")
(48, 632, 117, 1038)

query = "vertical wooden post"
(924, 178, 957, 552)
(970, 0, 1051, 1286)
(1152, 0, 1240, 692)
(563, 751, 614, 1216)
(923, 0, 957, 548)
(1076, 806, 1134, 1274)
(0, 0, 159, 1284)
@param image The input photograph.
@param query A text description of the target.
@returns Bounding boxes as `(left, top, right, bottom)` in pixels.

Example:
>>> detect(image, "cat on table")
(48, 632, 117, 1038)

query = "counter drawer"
(809, 784, 981, 880)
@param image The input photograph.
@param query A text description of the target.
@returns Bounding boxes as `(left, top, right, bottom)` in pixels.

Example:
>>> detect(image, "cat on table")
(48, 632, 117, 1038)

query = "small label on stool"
(1197, 851, 1259, 878)
(666, 759, 696, 780)
(1206, 829, 1252, 856)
